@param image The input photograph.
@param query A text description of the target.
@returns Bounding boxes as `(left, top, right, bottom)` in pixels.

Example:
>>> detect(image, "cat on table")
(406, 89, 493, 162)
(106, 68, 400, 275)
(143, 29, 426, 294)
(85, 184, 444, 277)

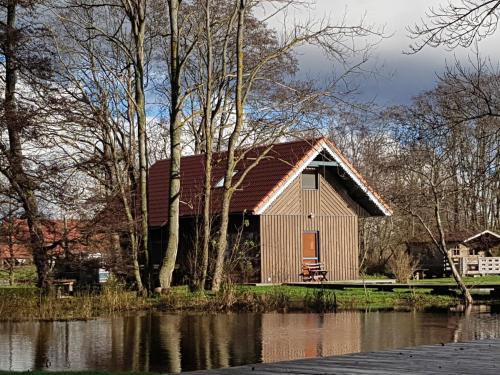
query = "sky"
(267, 0, 500, 106)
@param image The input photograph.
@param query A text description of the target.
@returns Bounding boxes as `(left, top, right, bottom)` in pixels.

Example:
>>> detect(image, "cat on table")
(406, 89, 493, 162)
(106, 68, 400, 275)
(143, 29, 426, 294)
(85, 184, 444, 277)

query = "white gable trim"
(322, 143, 392, 216)
(255, 140, 391, 216)
(464, 230, 500, 243)
(254, 147, 321, 215)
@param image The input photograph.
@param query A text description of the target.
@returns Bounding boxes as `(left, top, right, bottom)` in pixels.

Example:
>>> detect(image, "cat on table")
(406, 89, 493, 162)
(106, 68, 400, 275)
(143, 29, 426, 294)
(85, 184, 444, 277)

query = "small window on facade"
(302, 168, 318, 190)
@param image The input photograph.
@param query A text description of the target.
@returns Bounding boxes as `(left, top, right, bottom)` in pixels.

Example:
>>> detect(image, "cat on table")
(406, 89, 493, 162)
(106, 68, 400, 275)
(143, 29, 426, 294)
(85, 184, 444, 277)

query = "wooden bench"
(300, 263, 328, 282)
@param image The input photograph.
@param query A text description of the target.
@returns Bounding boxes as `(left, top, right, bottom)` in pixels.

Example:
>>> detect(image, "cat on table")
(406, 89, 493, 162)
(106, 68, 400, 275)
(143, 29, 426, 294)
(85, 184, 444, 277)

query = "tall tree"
(51, 0, 159, 291)
(0, 0, 52, 290)
(158, 0, 182, 289)
(158, 0, 197, 289)
(121, 0, 150, 293)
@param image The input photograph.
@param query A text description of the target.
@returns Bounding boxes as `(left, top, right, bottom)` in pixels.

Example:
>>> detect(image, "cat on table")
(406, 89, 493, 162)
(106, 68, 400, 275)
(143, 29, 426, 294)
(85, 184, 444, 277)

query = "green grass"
(411, 275, 500, 285)
(0, 265, 37, 286)
(234, 284, 458, 310)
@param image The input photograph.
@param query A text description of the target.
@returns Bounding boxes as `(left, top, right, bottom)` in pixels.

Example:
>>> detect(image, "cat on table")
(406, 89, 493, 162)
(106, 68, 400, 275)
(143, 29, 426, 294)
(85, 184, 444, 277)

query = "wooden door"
(303, 232, 319, 263)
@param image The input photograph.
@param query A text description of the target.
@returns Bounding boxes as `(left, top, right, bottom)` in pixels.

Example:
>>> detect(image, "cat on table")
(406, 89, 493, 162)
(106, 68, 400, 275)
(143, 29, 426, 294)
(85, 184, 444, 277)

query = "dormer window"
(214, 171, 238, 188)
(302, 168, 318, 190)
(214, 177, 225, 188)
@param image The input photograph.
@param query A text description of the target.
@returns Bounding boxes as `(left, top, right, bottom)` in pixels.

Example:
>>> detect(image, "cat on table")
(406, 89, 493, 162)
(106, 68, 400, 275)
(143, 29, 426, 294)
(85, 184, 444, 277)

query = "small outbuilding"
(148, 138, 392, 284)
(407, 230, 500, 277)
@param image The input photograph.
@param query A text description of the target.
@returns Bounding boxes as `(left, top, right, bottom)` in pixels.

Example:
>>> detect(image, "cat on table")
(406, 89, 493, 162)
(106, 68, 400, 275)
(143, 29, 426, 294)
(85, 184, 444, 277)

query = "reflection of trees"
(178, 313, 262, 371)
(179, 314, 212, 371)
(452, 305, 500, 342)
(33, 322, 52, 369)
(155, 314, 181, 373)
(359, 311, 467, 352)
(5, 310, 500, 372)
(122, 314, 148, 371)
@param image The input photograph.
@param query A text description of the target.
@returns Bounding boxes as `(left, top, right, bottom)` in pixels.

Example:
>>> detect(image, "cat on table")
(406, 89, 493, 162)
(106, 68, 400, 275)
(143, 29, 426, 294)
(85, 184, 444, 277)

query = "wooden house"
(407, 230, 500, 277)
(148, 138, 392, 284)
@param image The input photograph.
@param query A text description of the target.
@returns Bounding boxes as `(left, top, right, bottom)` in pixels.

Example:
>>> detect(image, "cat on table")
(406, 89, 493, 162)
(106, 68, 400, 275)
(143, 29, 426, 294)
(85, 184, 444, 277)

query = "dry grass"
(0, 282, 462, 321)
(155, 284, 292, 312)
(0, 281, 151, 321)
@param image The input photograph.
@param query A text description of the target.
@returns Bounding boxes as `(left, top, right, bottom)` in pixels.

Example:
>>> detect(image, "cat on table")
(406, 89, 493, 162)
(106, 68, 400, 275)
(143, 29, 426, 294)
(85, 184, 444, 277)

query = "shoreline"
(0, 283, 478, 322)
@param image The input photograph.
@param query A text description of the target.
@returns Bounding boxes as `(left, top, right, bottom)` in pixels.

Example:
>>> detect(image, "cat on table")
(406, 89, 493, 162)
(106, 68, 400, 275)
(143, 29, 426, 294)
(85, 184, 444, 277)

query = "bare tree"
(409, 0, 500, 52)
(0, 0, 55, 290)
(50, 0, 160, 291)
(210, 0, 383, 291)
(158, 0, 198, 290)
(121, 0, 150, 293)
(390, 101, 475, 304)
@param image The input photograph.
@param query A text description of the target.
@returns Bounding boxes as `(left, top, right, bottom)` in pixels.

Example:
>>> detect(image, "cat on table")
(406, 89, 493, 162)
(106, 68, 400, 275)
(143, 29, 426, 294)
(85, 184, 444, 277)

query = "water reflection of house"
(407, 230, 500, 277)
(260, 312, 361, 363)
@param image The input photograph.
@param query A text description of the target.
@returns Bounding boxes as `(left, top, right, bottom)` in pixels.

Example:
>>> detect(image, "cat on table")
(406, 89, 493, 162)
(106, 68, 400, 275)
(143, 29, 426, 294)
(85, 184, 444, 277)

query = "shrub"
(305, 288, 337, 312)
(388, 250, 419, 283)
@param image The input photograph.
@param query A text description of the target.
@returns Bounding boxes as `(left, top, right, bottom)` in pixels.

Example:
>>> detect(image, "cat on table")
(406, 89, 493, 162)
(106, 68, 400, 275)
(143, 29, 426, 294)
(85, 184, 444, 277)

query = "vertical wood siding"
(260, 172, 360, 283)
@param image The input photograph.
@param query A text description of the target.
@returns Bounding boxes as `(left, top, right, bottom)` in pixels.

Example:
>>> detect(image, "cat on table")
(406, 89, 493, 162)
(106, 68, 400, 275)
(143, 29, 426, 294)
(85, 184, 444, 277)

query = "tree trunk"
(125, 0, 149, 294)
(211, 0, 246, 292)
(3, 1, 48, 290)
(194, 0, 214, 292)
(434, 199, 473, 305)
(159, 0, 182, 289)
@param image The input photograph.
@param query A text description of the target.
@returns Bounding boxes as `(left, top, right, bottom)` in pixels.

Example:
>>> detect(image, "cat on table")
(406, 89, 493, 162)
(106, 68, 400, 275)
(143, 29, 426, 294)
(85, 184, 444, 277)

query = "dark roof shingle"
(148, 139, 315, 227)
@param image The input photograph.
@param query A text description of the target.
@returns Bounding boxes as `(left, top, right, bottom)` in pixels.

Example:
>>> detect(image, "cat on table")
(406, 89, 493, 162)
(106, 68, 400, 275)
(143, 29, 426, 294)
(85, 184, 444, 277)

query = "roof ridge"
(151, 137, 323, 166)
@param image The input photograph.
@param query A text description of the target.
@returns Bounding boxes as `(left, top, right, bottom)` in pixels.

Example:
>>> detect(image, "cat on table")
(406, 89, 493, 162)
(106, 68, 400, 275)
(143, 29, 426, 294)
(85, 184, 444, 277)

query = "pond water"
(1, 307, 500, 373)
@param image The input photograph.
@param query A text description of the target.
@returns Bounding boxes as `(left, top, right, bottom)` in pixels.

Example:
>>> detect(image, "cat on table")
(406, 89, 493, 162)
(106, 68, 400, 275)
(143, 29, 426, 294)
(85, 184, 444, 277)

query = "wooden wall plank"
(260, 171, 360, 283)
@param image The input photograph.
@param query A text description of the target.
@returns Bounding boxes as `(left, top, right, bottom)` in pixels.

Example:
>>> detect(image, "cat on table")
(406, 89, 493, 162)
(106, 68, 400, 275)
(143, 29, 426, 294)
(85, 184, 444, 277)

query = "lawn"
(411, 275, 500, 285)
(0, 265, 37, 286)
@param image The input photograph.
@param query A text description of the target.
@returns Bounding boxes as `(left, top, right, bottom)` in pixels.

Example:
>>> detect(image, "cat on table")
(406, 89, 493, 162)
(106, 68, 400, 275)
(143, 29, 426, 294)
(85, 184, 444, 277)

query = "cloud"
(266, 0, 500, 105)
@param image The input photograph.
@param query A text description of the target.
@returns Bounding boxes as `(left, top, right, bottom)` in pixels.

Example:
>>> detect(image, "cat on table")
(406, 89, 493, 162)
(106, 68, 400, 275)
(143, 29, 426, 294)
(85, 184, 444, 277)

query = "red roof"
(148, 138, 391, 227)
(0, 219, 92, 259)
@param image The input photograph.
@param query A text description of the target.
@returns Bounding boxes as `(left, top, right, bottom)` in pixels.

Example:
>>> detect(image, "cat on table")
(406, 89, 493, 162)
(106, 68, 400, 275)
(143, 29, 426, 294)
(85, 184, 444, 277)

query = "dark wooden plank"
(184, 339, 500, 374)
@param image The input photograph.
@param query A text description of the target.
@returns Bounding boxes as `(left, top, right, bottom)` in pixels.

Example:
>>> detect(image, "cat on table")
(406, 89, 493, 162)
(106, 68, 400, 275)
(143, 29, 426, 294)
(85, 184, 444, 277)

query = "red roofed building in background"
(149, 138, 391, 284)
(0, 219, 104, 266)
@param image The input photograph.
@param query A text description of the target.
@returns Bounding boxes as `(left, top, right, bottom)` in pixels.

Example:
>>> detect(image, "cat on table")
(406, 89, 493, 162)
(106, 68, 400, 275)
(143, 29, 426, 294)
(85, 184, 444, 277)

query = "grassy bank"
(0, 283, 151, 321)
(4, 265, 489, 321)
(0, 282, 461, 321)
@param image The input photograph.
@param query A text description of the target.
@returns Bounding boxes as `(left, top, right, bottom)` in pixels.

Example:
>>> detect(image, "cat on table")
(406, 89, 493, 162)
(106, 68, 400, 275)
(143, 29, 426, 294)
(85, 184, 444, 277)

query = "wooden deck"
(185, 339, 500, 374)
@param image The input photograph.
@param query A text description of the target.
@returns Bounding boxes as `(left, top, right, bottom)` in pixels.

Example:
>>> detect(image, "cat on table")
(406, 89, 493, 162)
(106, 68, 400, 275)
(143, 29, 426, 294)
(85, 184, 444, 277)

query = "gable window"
(302, 168, 318, 190)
